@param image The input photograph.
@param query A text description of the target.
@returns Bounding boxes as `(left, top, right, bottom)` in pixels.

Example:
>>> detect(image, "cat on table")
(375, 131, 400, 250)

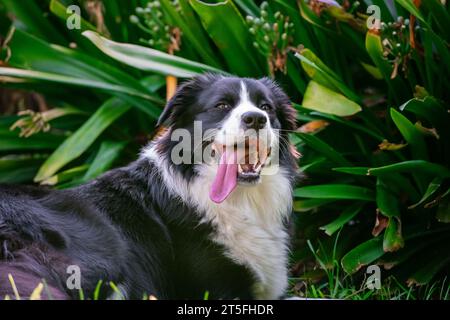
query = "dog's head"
(155, 74, 298, 203)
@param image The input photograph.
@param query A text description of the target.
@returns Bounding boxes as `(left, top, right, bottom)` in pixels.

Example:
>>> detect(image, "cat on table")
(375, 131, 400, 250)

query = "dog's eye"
(215, 103, 231, 110)
(260, 104, 273, 111)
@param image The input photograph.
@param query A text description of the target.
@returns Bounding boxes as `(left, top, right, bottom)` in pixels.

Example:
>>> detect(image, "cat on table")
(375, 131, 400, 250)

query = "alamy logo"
(366, 5, 381, 30)
(66, 265, 81, 290)
(366, 265, 381, 290)
(66, 5, 81, 30)
(168, 121, 280, 175)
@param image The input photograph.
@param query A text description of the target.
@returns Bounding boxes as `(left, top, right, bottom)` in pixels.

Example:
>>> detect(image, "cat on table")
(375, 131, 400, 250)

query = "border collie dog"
(0, 74, 298, 300)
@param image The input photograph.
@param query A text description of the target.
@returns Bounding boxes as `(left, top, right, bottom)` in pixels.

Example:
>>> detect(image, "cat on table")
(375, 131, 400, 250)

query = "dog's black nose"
(241, 112, 267, 130)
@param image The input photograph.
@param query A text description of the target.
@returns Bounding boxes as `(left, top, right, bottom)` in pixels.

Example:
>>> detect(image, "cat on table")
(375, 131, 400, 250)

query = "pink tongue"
(209, 150, 238, 203)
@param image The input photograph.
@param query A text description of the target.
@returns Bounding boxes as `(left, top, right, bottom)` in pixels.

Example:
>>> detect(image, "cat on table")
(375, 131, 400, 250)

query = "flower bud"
(130, 15, 139, 24)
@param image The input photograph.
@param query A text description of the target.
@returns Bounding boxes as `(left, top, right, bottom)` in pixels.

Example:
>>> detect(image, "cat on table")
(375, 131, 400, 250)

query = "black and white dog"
(0, 74, 299, 300)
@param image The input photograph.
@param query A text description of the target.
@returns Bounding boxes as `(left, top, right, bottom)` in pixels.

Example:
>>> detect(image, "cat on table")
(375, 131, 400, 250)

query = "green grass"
(288, 229, 450, 300)
(290, 275, 450, 300)
(4, 270, 449, 300)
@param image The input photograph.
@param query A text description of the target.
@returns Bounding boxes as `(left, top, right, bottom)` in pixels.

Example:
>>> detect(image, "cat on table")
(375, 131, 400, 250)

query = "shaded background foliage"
(0, 0, 449, 298)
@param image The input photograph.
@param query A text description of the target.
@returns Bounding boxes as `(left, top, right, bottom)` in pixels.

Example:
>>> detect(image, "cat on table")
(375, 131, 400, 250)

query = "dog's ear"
(278, 100, 298, 132)
(156, 86, 185, 127)
(157, 73, 221, 128)
(156, 99, 175, 128)
(156, 78, 199, 127)
(259, 77, 297, 131)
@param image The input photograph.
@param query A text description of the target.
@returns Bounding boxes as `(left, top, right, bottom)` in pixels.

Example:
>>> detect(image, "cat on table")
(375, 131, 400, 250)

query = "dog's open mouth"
(209, 137, 271, 203)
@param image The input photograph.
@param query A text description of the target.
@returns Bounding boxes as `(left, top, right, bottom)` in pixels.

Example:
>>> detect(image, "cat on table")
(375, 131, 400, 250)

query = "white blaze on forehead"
(239, 81, 251, 106)
(216, 81, 271, 146)
(237, 81, 267, 118)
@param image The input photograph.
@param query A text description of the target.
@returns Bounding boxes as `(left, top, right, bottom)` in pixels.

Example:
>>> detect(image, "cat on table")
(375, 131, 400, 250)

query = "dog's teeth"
(249, 150, 258, 166)
(259, 148, 268, 166)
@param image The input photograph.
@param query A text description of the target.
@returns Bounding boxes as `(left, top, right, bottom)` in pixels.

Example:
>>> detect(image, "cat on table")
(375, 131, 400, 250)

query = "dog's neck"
(142, 142, 293, 299)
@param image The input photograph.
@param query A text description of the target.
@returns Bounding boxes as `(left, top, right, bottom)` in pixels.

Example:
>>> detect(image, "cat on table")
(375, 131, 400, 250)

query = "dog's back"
(0, 164, 169, 299)
(0, 184, 71, 299)
(0, 161, 255, 299)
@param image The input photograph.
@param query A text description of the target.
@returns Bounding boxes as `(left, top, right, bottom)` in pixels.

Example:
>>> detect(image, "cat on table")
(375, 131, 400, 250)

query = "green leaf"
(360, 62, 383, 80)
(190, 0, 264, 76)
(5, 29, 163, 116)
(310, 112, 385, 141)
(234, 0, 260, 16)
(300, 157, 328, 173)
(332, 167, 369, 175)
(394, 0, 428, 27)
(0, 166, 41, 184)
(81, 141, 127, 182)
(93, 280, 103, 301)
(302, 81, 362, 117)
(376, 178, 400, 218)
(422, 0, 450, 42)
(408, 177, 443, 209)
(383, 217, 404, 252)
(399, 96, 450, 142)
(390, 108, 428, 160)
(368, 160, 450, 178)
(286, 54, 307, 94)
(8, 29, 149, 93)
(320, 202, 365, 236)
(0, 115, 65, 151)
(41, 165, 89, 186)
(426, 27, 450, 78)
(295, 50, 360, 102)
(295, 132, 351, 167)
(376, 172, 421, 204)
(365, 30, 408, 103)
(0, 134, 63, 151)
(1, 69, 161, 119)
(159, 0, 221, 68)
(436, 194, 450, 223)
(83, 30, 224, 77)
(406, 244, 450, 286)
(379, 235, 445, 270)
(294, 199, 336, 212)
(297, 0, 333, 31)
(2, 0, 66, 43)
(294, 184, 375, 201)
(341, 237, 384, 274)
(0, 154, 46, 183)
(101, 1, 137, 42)
(50, 0, 97, 33)
(34, 99, 131, 182)
(0, 67, 156, 102)
(274, 0, 314, 50)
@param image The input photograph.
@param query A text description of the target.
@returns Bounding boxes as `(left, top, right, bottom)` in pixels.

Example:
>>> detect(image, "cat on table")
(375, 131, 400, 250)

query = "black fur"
(0, 74, 297, 300)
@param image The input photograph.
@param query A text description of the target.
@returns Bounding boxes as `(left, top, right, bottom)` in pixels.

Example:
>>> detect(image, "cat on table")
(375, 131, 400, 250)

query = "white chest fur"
(143, 147, 292, 299)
